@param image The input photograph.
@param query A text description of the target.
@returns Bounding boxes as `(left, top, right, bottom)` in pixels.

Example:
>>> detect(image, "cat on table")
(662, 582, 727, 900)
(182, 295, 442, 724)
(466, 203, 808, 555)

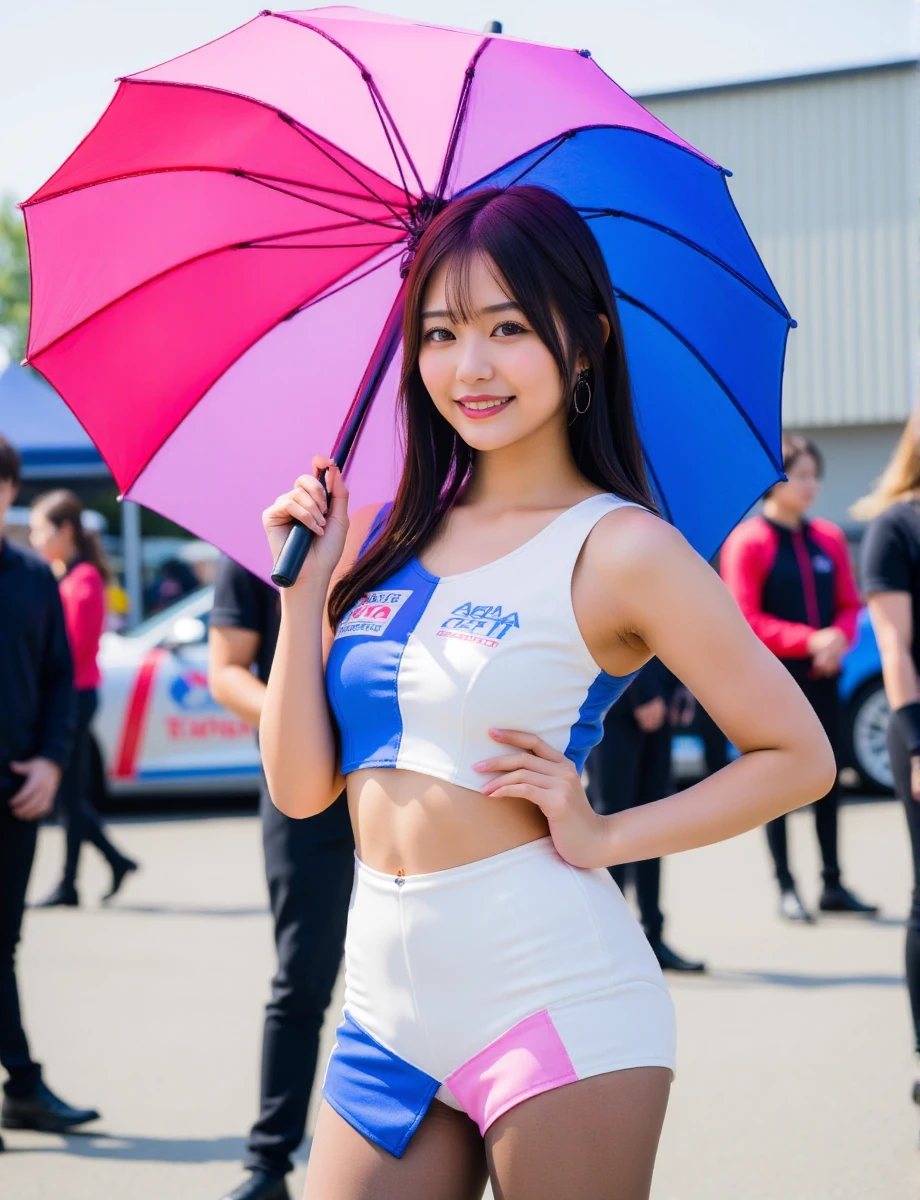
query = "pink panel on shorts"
(445, 1009, 578, 1134)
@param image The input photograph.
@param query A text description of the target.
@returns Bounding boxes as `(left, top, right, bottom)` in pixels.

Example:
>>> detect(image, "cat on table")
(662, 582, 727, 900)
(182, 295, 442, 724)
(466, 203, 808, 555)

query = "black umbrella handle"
(270, 283, 406, 589)
(270, 470, 329, 589)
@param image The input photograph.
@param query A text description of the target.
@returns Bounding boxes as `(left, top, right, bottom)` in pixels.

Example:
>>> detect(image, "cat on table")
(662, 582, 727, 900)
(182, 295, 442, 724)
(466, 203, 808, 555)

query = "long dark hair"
(31, 489, 111, 583)
(329, 185, 656, 627)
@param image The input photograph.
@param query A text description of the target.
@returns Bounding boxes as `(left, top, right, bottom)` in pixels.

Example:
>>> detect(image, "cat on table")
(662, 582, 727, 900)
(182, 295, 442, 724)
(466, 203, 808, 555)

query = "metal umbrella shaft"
(271, 283, 407, 588)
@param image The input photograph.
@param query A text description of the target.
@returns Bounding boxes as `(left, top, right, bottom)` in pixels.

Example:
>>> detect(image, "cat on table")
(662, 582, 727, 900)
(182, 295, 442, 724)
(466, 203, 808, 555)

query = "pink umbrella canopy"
(24, 7, 788, 580)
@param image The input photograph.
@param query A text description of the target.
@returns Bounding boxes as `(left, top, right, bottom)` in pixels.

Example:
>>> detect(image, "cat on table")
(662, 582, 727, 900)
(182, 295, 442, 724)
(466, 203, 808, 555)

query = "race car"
(94, 587, 262, 795)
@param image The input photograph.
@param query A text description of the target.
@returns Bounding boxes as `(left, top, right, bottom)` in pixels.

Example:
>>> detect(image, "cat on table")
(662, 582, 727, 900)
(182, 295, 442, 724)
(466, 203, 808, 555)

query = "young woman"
(29, 490, 137, 907)
(260, 187, 835, 1200)
(720, 436, 877, 923)
(855, 418, 920, 1107)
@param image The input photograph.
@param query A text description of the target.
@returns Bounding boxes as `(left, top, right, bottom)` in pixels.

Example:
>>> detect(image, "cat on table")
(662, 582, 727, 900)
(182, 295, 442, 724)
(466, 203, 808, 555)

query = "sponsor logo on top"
(337, 590, 413, 638)
(811, 554, 833, 574)
(437, 602, 520, 649)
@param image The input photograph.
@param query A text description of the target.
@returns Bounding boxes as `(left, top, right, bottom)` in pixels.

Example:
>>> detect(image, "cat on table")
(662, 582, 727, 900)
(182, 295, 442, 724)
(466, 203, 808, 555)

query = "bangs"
(435, 241, 520, 328)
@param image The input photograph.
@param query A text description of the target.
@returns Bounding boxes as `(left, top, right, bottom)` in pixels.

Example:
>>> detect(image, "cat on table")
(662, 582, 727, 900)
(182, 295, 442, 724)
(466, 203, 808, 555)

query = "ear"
(575, 314, 611, 373)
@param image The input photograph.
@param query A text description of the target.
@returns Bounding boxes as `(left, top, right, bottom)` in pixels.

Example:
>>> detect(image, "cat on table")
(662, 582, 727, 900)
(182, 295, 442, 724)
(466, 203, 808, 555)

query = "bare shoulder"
(585, 504, 698, 585)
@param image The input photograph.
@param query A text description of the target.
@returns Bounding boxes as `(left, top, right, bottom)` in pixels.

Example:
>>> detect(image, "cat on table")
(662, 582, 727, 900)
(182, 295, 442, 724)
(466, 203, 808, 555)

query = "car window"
(122, 587, 212, 640)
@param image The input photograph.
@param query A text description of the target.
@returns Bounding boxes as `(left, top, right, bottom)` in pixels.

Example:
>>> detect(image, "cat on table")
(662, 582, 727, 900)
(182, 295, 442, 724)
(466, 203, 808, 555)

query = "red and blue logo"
(170, 670, 219, 711)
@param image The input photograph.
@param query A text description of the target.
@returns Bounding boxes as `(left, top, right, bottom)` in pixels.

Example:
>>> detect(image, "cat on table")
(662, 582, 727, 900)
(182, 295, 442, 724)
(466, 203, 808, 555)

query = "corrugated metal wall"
(643, 64, 920, 427)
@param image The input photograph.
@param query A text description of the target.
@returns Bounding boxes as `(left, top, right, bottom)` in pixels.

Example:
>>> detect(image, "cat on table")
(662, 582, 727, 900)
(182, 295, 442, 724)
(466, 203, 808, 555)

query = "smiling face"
(418, 253, 582, 453)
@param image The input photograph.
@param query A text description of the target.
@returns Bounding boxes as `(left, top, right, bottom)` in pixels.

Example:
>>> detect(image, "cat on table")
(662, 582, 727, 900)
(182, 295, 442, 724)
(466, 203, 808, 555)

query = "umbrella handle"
(271, 470, 329, 588)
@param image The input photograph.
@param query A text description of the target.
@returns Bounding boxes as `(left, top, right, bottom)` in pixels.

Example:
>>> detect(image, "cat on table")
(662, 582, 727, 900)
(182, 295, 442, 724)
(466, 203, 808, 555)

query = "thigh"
(305, 1099, 488, 1200)
(486, 1068, 671, 1200)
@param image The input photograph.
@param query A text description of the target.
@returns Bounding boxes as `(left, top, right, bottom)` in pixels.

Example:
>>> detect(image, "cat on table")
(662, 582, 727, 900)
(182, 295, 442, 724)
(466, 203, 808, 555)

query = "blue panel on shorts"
(322, 1011, 440, 1158)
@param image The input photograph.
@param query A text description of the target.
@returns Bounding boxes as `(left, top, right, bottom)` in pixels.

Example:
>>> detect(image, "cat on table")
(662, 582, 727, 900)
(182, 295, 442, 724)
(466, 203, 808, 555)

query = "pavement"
(2, 796, 918, 1199)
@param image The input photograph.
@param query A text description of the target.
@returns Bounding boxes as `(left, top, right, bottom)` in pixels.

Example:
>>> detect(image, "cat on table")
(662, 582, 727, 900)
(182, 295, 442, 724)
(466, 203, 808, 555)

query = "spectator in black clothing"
(209, 556, 354, 1200)
(586, 658, 706, 973)
(0, 435, 100, 1146)
(855, 418, 920, 1105)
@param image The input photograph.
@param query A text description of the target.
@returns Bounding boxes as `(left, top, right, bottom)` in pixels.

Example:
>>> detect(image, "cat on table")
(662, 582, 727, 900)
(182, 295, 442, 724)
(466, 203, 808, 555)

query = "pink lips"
(456, 395, 514, 420)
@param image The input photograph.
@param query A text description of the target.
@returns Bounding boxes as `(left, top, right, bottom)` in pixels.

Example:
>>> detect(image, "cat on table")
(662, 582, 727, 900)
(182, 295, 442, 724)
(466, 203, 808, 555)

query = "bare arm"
(478, 511, 836, 871)
(258, 458, 378, 818)
(208, 627, 265, 728)
(602, 515, 836, 862)
(866, 592, 919, 709)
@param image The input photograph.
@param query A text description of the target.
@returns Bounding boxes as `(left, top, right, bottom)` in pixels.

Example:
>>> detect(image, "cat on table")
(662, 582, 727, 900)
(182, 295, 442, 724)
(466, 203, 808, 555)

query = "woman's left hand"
(474, 729, 609, 869)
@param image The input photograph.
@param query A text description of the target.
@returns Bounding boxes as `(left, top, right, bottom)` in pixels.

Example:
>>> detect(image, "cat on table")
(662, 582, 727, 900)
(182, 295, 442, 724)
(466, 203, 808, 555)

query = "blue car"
(839, 607, 891, 793)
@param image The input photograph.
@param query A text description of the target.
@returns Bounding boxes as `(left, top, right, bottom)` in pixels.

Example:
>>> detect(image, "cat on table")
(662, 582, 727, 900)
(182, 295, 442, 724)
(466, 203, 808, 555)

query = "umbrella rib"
(26, 232, 404, 363)
(268, 12, 424, 203)
(114, 245, 401, 495)
(242, 219, 403, 246)
(279, 115, 412, 231)
(497, 132, 573, 190)
(614, 287, 783, 474)
(234, 170, 408, 230)
(25, 163, 408, 231)
(582, 209, 791, 322)
(285, 248, 405, 320)
(434, 38, 491, 202)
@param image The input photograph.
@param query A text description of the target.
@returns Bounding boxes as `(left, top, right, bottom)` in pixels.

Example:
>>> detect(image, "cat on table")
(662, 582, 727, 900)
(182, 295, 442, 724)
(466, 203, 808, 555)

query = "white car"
(94, 587, 262, 795)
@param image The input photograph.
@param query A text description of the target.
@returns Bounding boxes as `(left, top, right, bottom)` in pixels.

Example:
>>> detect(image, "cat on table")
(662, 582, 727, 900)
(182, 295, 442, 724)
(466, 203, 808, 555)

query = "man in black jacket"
(586, 658, 707, 973)
(0, 436, 101, 1145)
(210, 556, 354, 1200)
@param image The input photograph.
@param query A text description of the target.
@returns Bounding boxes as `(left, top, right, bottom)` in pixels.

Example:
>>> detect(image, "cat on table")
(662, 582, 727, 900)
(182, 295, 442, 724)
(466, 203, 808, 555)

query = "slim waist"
(355, 834, 558, 891)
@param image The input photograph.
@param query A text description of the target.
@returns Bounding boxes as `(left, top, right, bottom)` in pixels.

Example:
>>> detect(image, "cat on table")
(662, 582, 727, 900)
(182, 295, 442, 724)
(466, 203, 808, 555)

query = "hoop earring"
(573, 370, 592, 415)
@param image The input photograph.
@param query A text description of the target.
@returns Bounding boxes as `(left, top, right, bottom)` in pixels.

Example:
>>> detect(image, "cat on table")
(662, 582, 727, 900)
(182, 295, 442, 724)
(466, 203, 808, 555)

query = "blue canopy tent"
(0, 362, 142, 621)
(0, 362, 106, 478)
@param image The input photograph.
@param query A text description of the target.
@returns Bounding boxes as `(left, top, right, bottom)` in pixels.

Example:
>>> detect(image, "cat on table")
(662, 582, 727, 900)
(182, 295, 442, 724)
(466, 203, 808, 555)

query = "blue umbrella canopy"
(470, 126, 793, 558)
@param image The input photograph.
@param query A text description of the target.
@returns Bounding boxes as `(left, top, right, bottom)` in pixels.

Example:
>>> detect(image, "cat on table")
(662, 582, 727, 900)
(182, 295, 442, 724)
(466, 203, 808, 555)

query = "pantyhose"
(304, 1067, 671, 1200)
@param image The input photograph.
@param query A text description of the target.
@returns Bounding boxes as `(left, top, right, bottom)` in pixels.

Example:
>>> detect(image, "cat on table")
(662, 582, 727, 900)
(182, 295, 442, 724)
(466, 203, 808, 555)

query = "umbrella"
(23, 6, 792, 584)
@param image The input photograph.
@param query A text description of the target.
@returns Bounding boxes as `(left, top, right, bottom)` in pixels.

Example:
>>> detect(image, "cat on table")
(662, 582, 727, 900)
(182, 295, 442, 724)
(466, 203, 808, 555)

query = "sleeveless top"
(325, 493, 642, 792)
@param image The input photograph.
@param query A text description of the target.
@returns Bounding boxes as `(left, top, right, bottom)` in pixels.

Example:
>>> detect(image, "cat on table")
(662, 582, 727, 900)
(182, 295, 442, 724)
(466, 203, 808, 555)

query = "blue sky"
(0, 0, 916, 199)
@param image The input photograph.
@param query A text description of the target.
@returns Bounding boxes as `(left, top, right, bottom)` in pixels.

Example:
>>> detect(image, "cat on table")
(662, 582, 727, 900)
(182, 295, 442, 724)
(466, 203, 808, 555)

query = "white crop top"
(325, 493, 642, 791)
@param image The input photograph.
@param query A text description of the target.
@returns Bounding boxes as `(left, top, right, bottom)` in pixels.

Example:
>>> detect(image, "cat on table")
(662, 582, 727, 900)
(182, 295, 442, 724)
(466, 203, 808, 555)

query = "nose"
(454, 333, 494, 385)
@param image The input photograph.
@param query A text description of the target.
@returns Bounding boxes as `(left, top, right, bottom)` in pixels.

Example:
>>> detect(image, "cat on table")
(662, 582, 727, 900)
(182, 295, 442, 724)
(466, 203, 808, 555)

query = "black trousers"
(887, 722, 920, 1054)
(586, 712, 670, 945)
(244, 785, 354, 1178)
(56, 688, 126, 890)
(0, 786, 42, 1098)
(764, 674, 841, 891)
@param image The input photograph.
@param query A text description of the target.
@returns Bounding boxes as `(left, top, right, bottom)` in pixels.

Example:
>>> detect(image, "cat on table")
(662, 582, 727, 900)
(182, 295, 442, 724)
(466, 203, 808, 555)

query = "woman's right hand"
(262, 457, 349, 583)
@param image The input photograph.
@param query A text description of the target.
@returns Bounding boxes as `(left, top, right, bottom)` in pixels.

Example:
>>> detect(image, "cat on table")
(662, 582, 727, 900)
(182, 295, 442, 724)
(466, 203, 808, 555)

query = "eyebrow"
(420, 301, 523, 319)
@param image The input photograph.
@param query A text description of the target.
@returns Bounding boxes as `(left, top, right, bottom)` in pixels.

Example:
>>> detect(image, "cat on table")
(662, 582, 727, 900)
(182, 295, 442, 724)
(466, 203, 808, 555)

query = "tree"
(0, 195, 30, 364)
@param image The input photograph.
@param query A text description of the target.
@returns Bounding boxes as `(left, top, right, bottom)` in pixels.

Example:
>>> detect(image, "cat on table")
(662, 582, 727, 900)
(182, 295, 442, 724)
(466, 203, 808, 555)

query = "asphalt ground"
(2, 796, 917, 1199)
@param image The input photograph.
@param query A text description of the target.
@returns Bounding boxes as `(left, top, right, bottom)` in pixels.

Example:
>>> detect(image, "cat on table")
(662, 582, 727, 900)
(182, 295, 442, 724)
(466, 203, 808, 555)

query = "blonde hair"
(850, 412, 920, 521)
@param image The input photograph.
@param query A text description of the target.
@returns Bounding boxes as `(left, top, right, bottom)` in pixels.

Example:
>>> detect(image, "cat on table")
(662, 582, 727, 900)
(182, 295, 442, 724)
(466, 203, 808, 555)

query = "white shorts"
(322, 836, 676, 1157)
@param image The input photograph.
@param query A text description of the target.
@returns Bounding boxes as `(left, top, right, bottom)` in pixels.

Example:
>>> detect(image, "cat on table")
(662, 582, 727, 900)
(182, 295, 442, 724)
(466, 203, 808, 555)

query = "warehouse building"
(642, 59, 920, 532)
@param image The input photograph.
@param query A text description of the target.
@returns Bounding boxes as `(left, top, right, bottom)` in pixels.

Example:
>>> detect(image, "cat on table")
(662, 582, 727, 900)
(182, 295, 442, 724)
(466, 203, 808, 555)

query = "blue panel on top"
(588, 214, 787, 456)
(463, 126, 787, 314)
(618, 302, 783, 559)
(326, 560, 438, 773)
(323, 1011, 440, 1158)
(566, 669, 638, 774)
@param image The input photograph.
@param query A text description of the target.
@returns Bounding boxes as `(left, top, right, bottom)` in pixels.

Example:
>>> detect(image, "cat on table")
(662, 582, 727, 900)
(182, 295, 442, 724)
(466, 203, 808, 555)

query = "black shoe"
(1, 1081, 100, 1133)
(818, 884, 879, 916)
(779, 888, 815, 923)
(101, 857, 138, 903)
(30, 884, 79, 909)
(651, 939, 707, 973)
(220, 1172, 290, 1200)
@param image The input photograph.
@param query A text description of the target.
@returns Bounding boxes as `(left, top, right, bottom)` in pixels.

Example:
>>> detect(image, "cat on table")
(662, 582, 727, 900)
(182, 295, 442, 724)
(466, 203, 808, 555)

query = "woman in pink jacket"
(29, 490, 137, 907)
(721, 436, 877, 922)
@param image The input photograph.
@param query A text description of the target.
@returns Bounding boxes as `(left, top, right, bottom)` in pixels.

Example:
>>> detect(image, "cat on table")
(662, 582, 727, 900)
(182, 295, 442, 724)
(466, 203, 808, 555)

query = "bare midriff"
(346, 767, 551, 876)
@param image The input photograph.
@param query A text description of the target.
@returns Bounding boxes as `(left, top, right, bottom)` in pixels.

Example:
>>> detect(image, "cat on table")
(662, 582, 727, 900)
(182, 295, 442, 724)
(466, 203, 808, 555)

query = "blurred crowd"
(3, 413, 920, 1198)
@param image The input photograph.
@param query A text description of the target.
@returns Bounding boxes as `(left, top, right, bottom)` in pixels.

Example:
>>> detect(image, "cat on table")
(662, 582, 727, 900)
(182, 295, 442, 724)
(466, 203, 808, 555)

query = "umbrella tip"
(721, 167, 734, 178)
(577, 48, 592, 57)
